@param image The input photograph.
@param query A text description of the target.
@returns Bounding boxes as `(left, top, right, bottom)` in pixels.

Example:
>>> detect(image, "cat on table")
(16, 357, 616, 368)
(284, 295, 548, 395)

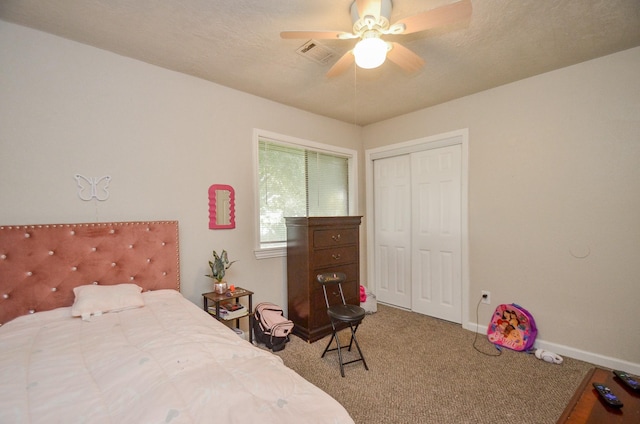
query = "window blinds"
(259, 140, 349, 245)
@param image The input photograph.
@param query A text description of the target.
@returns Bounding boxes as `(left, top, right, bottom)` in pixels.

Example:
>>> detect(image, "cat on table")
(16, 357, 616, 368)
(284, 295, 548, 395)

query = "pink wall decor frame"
(208, 184, 236, 229)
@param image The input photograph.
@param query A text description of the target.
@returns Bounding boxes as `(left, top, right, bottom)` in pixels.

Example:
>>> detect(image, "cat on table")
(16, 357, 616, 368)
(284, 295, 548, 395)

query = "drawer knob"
(331, 234, 341, 242)
(332, 253, 341, 260)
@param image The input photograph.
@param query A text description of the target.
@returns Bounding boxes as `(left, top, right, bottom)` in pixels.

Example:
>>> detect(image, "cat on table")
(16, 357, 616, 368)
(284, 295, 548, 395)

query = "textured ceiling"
(2, 0, 639, 126)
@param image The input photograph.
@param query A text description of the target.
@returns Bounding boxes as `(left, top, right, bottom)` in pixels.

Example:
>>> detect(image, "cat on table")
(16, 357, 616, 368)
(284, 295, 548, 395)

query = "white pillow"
(71, 284, 144, 319)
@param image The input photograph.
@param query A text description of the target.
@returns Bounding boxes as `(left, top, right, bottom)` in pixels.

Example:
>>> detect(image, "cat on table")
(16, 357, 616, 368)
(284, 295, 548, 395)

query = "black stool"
(317, 272, 369, 377)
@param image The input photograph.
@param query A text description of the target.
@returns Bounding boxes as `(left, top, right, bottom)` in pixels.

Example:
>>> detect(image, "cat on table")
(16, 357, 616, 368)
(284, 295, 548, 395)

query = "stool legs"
(321, 321, 368, 377)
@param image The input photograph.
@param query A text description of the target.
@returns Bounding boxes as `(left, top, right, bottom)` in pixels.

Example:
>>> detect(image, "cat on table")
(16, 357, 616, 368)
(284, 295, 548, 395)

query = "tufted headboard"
(0, 221, 180, 325)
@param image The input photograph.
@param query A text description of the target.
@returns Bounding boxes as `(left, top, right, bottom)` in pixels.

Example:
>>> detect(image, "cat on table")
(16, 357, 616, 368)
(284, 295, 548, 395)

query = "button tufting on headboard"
(0, 221, 180, 325)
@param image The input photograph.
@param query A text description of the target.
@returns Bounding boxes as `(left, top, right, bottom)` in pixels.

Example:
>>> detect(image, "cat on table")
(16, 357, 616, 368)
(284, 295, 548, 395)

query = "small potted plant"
(206, 249, 236, 294)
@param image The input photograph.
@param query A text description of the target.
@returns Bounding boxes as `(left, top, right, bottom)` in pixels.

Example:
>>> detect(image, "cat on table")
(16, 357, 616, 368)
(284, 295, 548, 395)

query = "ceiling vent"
(295, 40, 337, 65)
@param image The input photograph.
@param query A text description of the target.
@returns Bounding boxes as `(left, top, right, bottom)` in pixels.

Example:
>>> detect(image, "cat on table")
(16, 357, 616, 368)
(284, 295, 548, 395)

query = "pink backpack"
(253, 302, 294, 351)
(487, 303, 537, 351)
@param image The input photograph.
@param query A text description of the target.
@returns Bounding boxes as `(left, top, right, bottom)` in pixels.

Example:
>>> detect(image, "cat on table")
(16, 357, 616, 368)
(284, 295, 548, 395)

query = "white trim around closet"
(365, 128, 470, 329)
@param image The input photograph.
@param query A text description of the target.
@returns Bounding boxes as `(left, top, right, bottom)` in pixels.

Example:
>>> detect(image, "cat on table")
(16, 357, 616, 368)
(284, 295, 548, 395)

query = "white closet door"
(410, 145, 462, 322)
(373, 155, 412, 308)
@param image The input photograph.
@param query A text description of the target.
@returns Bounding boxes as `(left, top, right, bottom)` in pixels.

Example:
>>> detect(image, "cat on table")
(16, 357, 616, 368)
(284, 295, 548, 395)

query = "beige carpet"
(267, 304, 594, 424)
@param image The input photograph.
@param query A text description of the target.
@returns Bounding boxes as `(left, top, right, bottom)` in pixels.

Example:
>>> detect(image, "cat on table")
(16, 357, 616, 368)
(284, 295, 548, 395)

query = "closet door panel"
(373, 155, 412, 308)
(411, 145, 462, 323)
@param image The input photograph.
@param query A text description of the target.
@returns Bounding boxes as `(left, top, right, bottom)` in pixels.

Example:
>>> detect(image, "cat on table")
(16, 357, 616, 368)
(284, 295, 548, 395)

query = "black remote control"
(613, 370, 640, 391)
(592, 382, 623, 407)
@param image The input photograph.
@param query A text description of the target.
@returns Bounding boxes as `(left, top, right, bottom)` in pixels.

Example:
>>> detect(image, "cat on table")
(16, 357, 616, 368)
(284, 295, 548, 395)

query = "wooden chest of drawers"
(285, 216, 362, 342)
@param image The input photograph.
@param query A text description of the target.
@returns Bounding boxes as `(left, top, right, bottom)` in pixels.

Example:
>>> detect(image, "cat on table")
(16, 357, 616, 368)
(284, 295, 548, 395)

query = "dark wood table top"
(557, 367, 640, 423)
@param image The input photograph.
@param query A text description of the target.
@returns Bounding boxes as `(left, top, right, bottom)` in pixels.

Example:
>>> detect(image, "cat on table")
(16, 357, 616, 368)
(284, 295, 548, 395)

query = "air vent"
(295, 40, 336, 65)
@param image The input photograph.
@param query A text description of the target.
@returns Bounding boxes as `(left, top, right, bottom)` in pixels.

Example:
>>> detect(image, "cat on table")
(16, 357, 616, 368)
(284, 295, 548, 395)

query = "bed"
(0, 221, 354, 424)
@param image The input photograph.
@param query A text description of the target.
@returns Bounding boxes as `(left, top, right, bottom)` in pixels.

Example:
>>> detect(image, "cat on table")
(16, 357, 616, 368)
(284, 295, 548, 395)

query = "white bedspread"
(0, 290, 354, 424)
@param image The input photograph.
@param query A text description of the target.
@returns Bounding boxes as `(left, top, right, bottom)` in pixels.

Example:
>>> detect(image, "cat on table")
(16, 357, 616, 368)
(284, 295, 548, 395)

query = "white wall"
(0, 22, 363, 314)
(363, 47, 640, 371)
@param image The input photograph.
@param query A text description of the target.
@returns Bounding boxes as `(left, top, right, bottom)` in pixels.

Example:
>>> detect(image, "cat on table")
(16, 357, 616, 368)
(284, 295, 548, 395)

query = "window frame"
(253, 129, 358, 259)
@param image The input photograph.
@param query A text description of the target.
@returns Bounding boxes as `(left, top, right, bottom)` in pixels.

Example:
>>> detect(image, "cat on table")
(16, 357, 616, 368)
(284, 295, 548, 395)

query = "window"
(254, 130, 357, 257)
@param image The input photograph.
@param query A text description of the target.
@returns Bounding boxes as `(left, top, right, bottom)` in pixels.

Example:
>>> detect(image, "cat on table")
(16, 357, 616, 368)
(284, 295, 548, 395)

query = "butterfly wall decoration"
(74, 174, 111, 201)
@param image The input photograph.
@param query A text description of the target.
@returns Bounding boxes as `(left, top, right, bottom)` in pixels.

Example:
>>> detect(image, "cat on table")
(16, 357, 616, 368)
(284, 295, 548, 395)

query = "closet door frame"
(365, 129, 471, 329)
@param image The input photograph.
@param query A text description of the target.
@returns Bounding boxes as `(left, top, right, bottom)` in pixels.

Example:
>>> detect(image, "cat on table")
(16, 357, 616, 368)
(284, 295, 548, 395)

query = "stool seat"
(328, 304, 365, 322)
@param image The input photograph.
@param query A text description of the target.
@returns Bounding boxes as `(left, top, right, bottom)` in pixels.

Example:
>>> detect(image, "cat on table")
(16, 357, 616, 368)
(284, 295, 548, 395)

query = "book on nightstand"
(222, 302, 244, 312)
(208, 303, 246, 320)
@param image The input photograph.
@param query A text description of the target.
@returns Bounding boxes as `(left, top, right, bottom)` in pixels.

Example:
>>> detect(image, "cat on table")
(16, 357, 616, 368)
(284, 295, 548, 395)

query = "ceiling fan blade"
(387, 42, 425, 74)
(326, 51, 355, 78)
(280, 30, 356, 40)
(394, 0, 472, 35)
(356, 0, 382, 19)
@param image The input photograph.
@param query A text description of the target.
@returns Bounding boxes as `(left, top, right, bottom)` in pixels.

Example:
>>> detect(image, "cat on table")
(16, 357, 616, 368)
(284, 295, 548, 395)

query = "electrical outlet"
(481, 290, 491, 305)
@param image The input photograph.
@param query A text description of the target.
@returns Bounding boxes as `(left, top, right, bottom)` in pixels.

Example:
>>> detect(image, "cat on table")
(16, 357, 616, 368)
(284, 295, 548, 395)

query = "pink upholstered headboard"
(0, 221, 180, 325)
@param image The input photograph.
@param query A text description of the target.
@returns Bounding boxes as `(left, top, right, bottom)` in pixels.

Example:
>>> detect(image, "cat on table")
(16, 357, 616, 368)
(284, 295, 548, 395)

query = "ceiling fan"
(281, 0, 472, 78)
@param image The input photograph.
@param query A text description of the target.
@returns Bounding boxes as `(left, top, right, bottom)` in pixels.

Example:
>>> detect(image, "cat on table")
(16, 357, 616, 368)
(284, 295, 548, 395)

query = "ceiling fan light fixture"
(353, 36, 388, 69)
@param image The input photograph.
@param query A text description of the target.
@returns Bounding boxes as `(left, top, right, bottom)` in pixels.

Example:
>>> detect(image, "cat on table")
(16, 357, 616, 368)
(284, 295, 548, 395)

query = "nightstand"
(202, 287, 254, 343)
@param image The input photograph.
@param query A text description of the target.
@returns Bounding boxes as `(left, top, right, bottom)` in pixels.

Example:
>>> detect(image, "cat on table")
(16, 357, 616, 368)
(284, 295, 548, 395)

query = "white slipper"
(535, 349, 563, 364)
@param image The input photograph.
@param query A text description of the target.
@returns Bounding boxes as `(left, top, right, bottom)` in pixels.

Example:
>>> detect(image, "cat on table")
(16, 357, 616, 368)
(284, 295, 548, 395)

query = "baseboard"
(467, 322, 640, 375)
